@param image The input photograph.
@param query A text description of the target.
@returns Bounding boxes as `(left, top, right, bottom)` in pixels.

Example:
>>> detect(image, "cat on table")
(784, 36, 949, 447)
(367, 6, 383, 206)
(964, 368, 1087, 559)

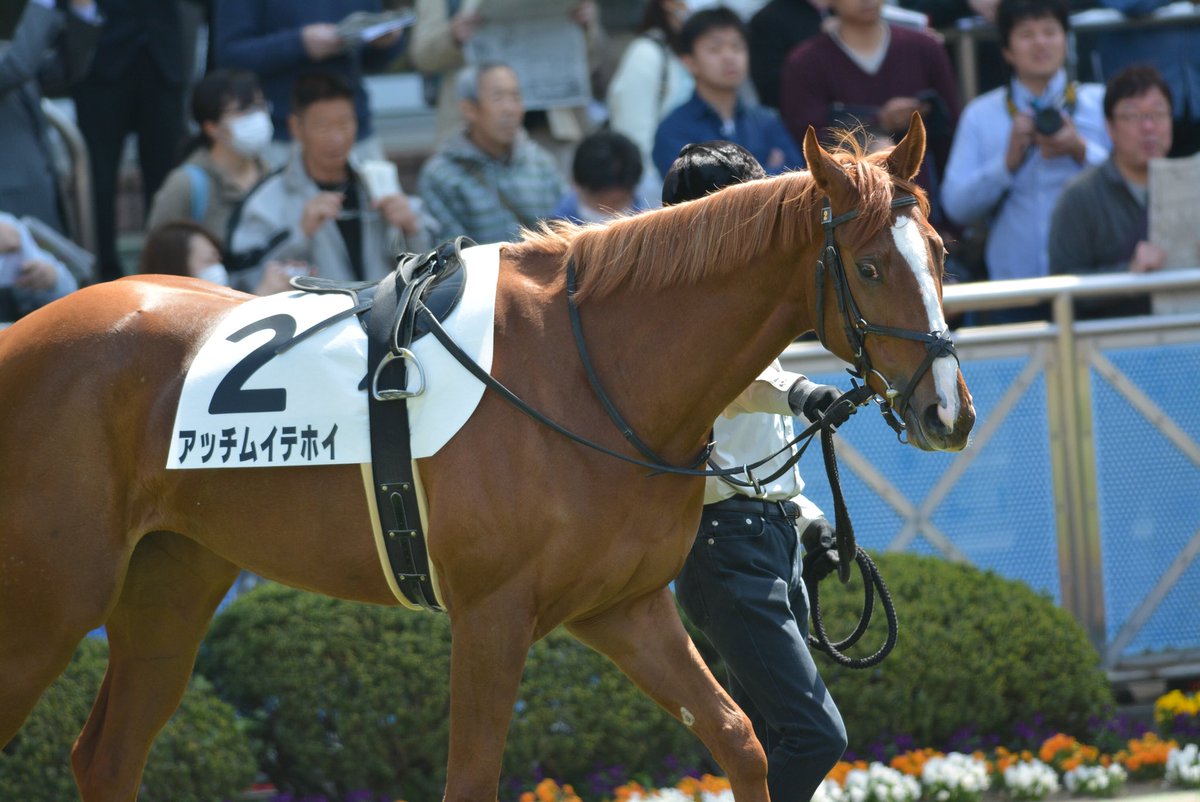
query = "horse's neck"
(582, 247, 815, 463)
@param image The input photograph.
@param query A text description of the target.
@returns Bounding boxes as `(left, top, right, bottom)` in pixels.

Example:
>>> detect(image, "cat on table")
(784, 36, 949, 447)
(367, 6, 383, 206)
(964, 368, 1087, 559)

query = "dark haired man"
(665, 140, 849, 802)
(652, 7, 801, 178)
(554, 130, 646, 223)
(941, 0, 1109, 309)
(1049, 66, 1174, 319)
(228, 72, 434, 286)
(418, 63, 567, 243)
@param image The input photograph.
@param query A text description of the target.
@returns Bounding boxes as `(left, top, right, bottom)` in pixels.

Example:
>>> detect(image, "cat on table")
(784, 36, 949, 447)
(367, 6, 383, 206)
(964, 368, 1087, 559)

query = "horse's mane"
(514, 141, 929, 301)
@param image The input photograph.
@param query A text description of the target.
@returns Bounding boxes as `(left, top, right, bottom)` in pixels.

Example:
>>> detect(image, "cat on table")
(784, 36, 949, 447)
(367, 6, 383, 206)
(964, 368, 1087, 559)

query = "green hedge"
(0, 638, 256, 802)
(805, 552, 1113, 754)
(196, 584, 707, 800)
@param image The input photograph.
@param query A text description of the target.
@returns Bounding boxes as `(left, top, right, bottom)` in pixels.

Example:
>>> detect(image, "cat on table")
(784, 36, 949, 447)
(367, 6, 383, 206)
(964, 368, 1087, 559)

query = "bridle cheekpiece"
(813, 194, 959, 440)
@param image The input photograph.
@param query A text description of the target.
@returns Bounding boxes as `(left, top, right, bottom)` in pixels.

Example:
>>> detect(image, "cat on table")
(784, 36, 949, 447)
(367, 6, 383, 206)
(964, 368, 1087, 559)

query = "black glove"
(801, 518, 840, 585)
(789, 380, 855, 428)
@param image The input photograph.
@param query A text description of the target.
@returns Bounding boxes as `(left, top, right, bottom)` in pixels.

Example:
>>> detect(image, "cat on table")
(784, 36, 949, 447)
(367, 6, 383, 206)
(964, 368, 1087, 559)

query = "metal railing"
(781, 270, 1200, 682)
(940, 5, 1200, 101)
(39, 99, 96, 256)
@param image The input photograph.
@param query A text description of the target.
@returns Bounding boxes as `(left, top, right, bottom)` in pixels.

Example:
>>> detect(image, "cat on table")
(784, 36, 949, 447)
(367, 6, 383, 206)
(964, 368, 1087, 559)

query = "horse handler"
(664, 142, 849, 802)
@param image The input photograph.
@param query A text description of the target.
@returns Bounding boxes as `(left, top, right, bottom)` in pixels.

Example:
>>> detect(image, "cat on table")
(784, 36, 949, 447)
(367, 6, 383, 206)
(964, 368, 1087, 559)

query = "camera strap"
(1005, 80, 1077, 119)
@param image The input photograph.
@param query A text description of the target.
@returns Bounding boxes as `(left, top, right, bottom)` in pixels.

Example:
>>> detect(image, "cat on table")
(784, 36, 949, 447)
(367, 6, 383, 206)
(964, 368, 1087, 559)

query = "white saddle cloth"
(167, 242, 502, 469)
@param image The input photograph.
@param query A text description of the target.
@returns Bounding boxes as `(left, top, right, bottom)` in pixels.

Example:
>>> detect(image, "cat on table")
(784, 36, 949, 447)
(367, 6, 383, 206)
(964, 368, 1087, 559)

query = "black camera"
(1033, 106, 1065, 136)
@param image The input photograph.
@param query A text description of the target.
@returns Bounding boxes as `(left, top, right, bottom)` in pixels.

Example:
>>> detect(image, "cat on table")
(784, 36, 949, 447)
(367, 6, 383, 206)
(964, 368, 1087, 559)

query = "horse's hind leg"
(0, 617, 99, 750)
(71, 532, 238, 802)
(0, 533, 126, 749)
(567, 588, 770, 802)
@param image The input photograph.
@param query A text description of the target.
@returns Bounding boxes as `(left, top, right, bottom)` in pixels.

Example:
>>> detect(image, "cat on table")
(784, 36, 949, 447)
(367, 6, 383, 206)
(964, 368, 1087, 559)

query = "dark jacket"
(0, 1, 101, 230)
(1049, 157, 1151, 319)
(214, 0, 407, 141)
(748, 0, 822, 110)
(83, 0, 186, 85)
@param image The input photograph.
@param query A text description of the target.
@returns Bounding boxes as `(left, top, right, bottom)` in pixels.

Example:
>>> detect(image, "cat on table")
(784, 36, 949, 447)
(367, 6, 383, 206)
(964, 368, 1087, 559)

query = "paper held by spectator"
(464, 2, 590, 111)
(336, 10, 415, 45)
(1149, 153, 1200, 314)
(358, 159, 402, 202)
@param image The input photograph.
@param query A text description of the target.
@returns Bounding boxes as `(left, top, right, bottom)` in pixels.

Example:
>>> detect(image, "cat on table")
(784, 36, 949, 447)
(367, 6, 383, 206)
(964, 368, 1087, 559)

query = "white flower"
(921, 753, 990, 802)
(1166, 744, 1200, 789)
(843, 764, 921, 802)
(1003, 759, 1060, 801)
(699, 791, 734, 802)
(813, 779, 844, 802)
(637, 790, 694, 802)
(1063, 764, 1126, 797)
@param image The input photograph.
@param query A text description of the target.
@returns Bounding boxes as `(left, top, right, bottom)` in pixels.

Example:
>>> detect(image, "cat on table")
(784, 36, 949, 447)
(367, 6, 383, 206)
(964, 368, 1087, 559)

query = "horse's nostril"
(923, 403, 952, 437)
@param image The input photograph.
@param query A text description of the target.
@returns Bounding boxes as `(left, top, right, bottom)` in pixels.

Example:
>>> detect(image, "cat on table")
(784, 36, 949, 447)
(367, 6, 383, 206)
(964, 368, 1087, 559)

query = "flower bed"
(510, 732, 1197, 802)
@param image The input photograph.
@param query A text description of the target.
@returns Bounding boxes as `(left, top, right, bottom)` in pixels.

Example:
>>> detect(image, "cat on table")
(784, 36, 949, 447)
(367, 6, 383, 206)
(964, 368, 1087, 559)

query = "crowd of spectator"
(1, 0, 1197, 324)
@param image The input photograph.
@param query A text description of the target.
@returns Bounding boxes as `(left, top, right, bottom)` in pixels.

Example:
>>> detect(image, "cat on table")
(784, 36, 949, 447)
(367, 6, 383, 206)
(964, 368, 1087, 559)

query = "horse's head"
(802, 114, 975, 451)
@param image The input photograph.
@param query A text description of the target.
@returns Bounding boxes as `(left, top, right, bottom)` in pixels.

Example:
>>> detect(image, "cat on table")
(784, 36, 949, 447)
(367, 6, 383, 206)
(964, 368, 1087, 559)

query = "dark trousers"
(676, 500, 847, 802)
(73, 50, 185, 281)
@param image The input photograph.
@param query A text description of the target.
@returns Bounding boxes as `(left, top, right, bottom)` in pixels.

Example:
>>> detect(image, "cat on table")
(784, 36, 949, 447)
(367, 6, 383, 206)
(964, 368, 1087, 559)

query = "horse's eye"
(857, 261, 881, 281)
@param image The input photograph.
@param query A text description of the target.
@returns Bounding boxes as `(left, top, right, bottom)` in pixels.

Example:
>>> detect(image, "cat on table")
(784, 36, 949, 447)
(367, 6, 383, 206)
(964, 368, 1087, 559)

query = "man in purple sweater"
(779, 0, 960, 221)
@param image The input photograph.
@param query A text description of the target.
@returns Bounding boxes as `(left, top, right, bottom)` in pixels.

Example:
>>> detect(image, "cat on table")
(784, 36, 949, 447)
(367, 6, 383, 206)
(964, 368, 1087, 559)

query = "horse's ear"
(885, 112, 927, 181)
(803, 126, 854, 203)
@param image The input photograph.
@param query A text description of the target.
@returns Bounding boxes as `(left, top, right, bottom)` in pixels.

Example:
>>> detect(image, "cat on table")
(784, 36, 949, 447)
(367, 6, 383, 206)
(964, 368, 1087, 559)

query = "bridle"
(814, 194, 959, 441)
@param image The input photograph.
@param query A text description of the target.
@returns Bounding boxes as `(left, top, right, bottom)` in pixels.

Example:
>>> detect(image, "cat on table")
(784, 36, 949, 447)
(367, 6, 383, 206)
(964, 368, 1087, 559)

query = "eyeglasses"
(1113, 110, 1171, 125)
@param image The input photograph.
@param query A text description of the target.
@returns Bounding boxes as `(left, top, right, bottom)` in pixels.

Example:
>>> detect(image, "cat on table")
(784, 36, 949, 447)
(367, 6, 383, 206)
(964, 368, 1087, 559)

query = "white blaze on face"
(890, 215, 959, 431)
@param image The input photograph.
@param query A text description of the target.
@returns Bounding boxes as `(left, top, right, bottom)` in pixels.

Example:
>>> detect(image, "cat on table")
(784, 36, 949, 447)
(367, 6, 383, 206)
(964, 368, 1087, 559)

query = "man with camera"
(1048, 66, 1175, 319)
(941, 0, 1109, 322)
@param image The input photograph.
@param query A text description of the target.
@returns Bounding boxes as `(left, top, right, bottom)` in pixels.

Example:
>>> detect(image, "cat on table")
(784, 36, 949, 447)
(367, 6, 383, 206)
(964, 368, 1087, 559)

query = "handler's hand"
(790, 379, 856, 427)
(801, 519, 840, 585)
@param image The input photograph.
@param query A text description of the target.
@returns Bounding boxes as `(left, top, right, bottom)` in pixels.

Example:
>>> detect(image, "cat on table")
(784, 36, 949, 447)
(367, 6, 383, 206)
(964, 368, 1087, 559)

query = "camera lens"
(1034, 107, 1064, 136)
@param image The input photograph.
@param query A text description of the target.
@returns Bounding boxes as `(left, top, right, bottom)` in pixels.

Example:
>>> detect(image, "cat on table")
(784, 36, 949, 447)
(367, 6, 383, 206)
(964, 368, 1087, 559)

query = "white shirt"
(704, 360, 824, 520)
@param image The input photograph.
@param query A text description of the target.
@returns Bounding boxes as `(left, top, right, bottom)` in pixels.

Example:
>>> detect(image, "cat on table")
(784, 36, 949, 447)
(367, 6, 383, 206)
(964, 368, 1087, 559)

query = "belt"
(704, 496, 799, 520)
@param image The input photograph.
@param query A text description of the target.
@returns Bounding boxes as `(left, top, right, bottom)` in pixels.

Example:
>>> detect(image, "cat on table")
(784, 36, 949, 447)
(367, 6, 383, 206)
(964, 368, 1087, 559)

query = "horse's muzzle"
(907, 396, 975, 452)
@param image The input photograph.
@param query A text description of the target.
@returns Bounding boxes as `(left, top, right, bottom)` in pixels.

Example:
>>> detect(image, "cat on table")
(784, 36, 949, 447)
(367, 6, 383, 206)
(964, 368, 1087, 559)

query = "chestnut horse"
(0, 119, 973, 801)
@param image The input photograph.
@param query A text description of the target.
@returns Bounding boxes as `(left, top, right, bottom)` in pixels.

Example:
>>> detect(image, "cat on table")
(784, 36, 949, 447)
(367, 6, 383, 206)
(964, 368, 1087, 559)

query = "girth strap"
(365, 264, 447, 613)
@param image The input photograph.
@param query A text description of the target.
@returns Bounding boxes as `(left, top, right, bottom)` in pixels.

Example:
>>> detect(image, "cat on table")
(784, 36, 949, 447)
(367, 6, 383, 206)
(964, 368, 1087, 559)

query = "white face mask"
(196, 263, 230, 286)
(226, 110, 274, 157)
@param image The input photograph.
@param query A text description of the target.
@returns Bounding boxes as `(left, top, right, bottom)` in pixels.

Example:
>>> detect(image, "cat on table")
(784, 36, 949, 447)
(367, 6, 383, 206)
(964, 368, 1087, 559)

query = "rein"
(415, 194, 966, 668)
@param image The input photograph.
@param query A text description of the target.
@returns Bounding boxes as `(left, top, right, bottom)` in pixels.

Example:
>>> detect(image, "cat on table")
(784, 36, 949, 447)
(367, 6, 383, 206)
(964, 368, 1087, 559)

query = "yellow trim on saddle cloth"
(358, 462, 446, 611)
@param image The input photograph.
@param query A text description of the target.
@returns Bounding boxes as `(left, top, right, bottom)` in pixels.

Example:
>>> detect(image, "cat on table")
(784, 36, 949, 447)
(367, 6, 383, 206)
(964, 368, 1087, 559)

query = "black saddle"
(292, 236, 469, 342)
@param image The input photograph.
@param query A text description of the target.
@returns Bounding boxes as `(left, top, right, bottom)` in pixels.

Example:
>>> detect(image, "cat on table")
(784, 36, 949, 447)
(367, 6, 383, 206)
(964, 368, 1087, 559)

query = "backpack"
(182, 163, 210, 222)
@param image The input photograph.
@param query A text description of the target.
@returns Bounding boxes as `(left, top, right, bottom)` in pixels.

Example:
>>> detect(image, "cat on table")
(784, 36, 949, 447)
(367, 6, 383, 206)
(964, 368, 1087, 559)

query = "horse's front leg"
(443, 591, 536, 802)
(567, 587, 770, 802)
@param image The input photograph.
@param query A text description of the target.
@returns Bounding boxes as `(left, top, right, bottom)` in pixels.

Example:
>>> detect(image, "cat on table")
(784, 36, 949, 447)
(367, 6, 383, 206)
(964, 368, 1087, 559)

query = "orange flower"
(676, 774, 731, 795)
(890, 748, 943, 777)
(1118, 732, 1178, 779)
(1039, 733, 1105, 775)
(611, 781, 648, 801)
(827, 759, 869, 786)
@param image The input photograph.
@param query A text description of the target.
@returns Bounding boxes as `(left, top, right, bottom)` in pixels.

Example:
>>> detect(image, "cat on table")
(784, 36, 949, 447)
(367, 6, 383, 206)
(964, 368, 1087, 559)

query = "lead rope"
(806, 421, 899, 668)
